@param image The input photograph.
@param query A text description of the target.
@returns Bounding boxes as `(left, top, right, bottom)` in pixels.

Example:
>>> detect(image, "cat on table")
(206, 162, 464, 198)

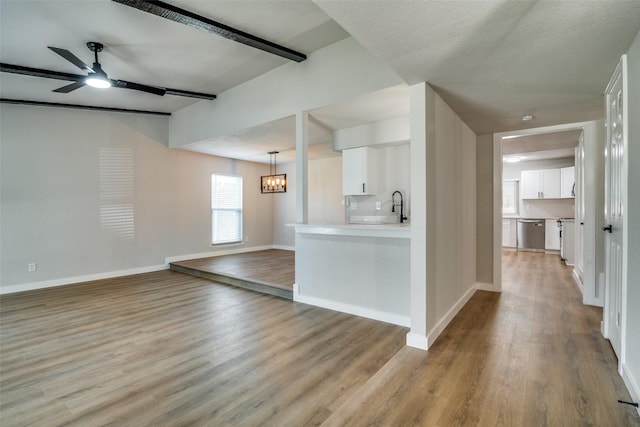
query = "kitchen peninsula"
(292, 223, 410, 327)
(288, 116, 411, 327)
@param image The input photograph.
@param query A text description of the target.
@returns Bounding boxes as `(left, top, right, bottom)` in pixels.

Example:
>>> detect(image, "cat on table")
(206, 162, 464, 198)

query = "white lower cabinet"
(502, 219, 517, 248)
(561, 220, 575, 265)
(545, 219, 560, 250)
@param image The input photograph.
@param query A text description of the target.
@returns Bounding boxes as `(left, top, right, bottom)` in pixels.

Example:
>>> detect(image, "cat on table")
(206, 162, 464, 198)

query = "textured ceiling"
(502, 130, 581, 156)
(1, 1, 639, 163)
(314, 0, 640, 134)
(184, 85, 411, 163)
(0, 0, 348, 113)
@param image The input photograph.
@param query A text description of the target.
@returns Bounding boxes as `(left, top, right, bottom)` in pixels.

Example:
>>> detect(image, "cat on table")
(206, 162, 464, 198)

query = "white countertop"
(289, 223, 411, 239)
(503, 216, 575, 220)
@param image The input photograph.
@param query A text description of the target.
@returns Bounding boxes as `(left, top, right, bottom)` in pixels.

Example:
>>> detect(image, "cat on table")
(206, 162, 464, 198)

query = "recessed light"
(521, 114, 534, 121)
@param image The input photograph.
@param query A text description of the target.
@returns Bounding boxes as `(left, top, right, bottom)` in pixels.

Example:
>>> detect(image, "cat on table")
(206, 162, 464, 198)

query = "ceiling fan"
(48, 41, 165, 96)
(0, 42, 216, 100)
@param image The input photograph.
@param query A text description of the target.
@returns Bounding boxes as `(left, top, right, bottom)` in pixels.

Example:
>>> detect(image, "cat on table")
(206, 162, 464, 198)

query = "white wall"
(309, 156, 344, 225)
(476, 134, 494, 286)
(0, 105, 273, 292)
(169, 37, 404, 148)
(272, 156, 344, 248)
(333, 116, 410, 151)
(429, 86, 477, 334)
(409, 83, 477, 348)
(272, 162, 296, 249)
(623, 28, 640, 413)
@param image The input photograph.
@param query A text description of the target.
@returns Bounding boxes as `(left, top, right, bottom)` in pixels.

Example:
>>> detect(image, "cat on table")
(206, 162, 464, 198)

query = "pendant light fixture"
(261, 151, 286, 193)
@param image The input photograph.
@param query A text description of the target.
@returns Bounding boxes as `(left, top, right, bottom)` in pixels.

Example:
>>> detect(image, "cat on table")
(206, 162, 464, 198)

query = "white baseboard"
(622, 362, 640, 416)
(572, 269, 583, 294)
(0, 264, 168, 295)
(164, 245, 274, 264)
(2, 245, 283, 296)
(273, 245, 295, 251)
(406, 332, 428, 350)
(475, 282, 496, 292)
(426, 286, 476, 347)
(293, 285, 410, 327)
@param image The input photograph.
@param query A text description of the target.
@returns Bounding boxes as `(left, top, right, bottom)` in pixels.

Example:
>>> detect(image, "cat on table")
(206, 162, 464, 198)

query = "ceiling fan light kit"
(82, 42, 111, 88)
(85, 75, 111, 89)
(85, 69, 111, 89)
(1, 39, 216, 108)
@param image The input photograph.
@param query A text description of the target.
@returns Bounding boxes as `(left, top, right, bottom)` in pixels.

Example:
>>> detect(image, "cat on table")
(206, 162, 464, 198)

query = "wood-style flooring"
(322, 252, 639, 426)
(170, 249, 294, 299)
(1, 251, 638, 426)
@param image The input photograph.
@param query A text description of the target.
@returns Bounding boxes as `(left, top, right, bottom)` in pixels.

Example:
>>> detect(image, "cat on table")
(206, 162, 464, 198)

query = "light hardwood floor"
(170, 249, 296, 300)
(1, 252, 638, 426)
(171, 249, 295, 290)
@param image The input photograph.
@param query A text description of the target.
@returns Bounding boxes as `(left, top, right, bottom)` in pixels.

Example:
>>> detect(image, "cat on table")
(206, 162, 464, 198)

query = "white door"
(603, 55, 628, 365)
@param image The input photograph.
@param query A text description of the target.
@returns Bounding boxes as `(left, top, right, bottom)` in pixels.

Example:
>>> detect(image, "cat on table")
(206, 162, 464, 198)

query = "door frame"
(492, 121, 604, 308)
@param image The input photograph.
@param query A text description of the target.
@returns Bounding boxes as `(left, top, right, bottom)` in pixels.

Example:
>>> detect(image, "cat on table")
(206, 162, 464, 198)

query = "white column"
(407, 83, 428, 350)
(296, 111, 309, 224)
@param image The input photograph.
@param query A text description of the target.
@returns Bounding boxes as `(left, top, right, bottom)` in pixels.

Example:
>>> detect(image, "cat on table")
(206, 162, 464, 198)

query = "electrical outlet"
(28, 262, 37, 272)
(245, 235, 250, 242)
(376, 201, 381, 210)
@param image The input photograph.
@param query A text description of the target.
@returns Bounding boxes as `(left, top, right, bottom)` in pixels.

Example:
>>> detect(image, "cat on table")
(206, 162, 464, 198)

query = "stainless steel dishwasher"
(517, 219, 545, 251)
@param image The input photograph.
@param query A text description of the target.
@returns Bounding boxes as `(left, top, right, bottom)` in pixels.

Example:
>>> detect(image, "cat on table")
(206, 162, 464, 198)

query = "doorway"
(500, 131, 579, 259)
(492, 121, 605, 309)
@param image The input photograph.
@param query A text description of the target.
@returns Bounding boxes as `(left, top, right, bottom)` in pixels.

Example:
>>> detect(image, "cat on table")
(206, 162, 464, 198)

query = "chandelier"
(261, 151, 286, 193)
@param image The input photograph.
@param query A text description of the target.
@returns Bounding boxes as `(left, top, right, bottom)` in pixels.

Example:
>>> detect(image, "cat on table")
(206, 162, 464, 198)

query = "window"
(503, 179, 519, 215)
(211, 174, 243, 245)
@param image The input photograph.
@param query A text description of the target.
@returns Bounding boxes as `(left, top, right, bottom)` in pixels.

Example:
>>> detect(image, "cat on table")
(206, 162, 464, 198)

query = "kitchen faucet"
(392, 191, 407, 223)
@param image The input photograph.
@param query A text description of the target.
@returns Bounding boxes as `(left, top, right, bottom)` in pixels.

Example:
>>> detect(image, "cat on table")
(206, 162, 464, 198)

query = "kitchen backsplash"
(345, 194, 408, 224)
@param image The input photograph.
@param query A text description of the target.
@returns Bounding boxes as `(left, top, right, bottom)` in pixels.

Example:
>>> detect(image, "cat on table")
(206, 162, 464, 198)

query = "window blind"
(211, 174, 243, 245)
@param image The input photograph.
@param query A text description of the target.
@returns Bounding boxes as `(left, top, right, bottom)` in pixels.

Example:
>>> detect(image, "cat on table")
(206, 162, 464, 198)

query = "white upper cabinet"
(561, 166, 575, 198)
(342, 147, 378, 195)
(521, 168, 561, 199)
(521, 170, 542, 199)
(542, 169, 561, 198)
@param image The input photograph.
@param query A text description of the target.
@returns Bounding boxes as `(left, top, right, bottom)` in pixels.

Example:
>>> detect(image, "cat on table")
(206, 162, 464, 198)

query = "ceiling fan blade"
(53, 80, 86, 93)
(112, 80, 166, 96)
(48, 47, 94, 73)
